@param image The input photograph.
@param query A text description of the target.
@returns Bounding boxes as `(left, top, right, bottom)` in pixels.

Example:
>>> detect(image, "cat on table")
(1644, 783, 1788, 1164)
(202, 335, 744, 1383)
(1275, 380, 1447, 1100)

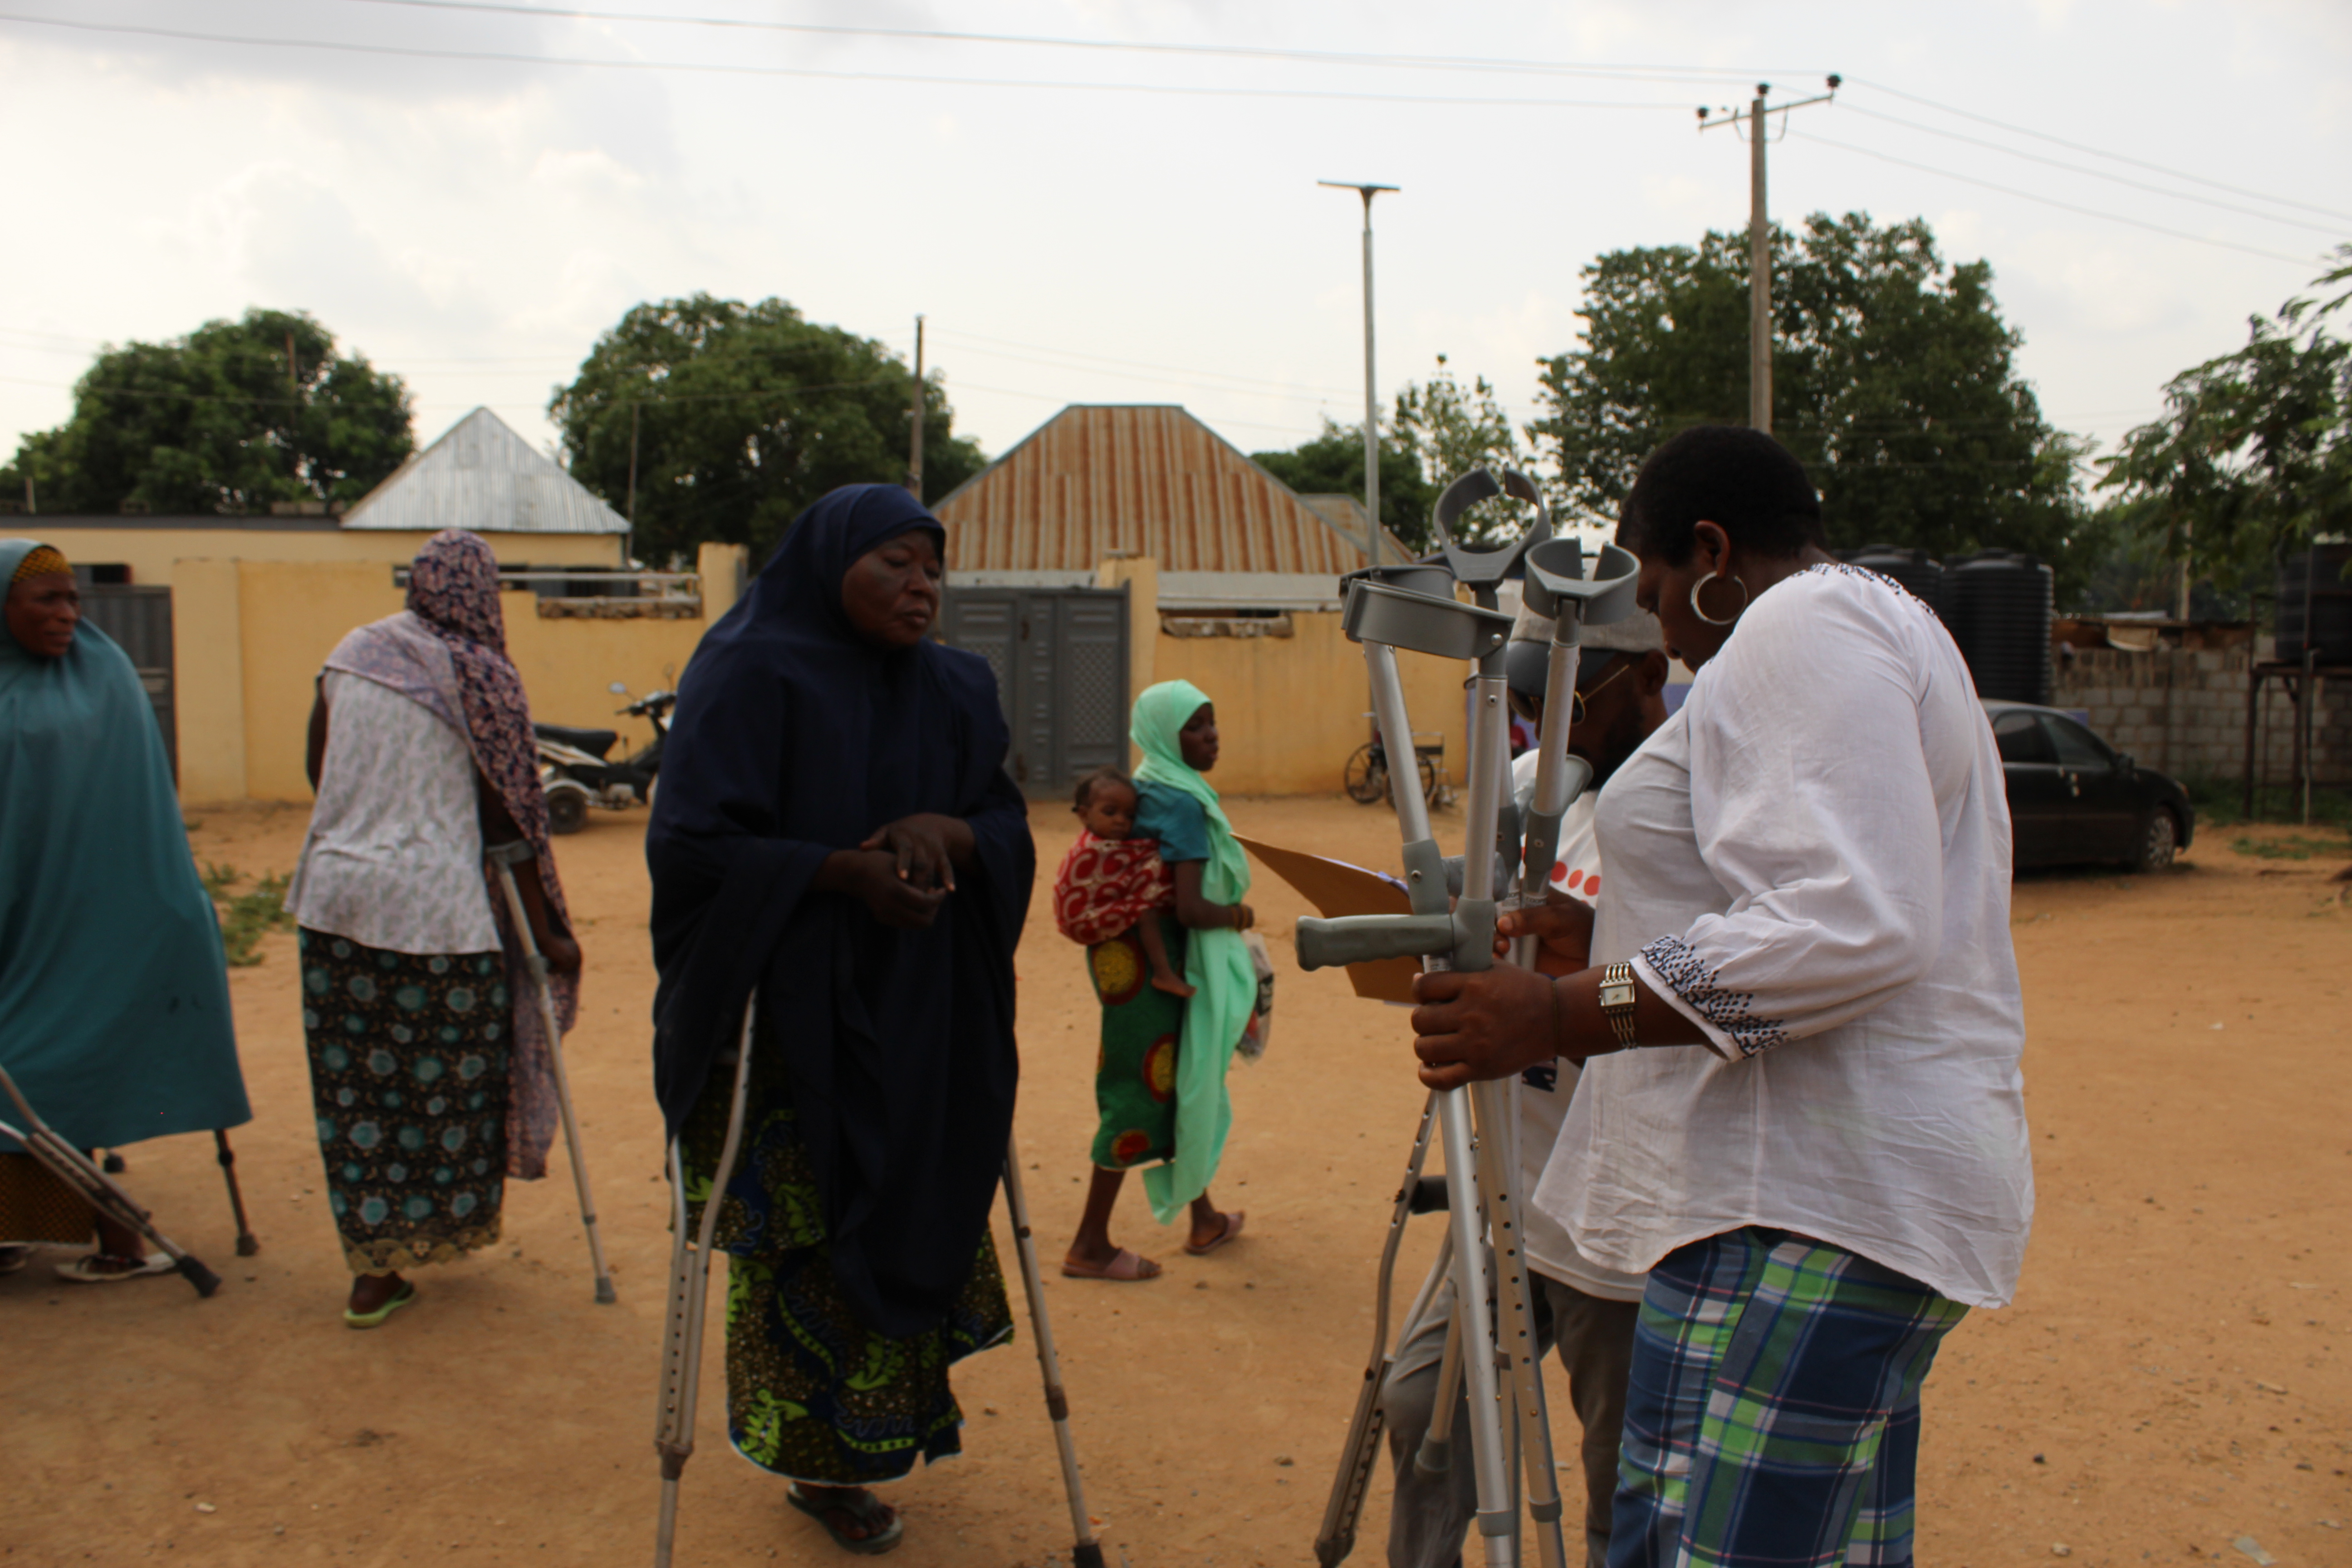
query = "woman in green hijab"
(0, 540, 250, 1281)
(1062, 680, 1254, 1281)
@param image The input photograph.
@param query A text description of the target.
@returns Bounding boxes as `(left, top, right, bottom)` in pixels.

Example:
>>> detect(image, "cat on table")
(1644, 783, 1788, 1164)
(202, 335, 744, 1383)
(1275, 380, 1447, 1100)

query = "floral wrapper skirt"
(1086, 911, 1189, 1170)
(681, 1008, 1013, 1487)
(299, 927, 511, 1276)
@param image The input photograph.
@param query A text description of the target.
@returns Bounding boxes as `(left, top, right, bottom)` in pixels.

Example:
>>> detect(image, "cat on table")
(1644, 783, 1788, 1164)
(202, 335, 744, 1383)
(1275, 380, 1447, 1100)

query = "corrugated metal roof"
(932, 405, 1407, 573)
(342, 407, 628, 534)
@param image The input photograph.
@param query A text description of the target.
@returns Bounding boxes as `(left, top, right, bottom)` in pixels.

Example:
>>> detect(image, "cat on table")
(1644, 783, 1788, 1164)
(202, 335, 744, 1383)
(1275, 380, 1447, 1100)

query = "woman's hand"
(1230, 902, 1255, 931)
(819, 849, 950, 929)
(859, 812, 975, 893)
(541, 931, 583, 975)
(1409, 965, 1560, 1090)
(1496, 890, 1595, 976)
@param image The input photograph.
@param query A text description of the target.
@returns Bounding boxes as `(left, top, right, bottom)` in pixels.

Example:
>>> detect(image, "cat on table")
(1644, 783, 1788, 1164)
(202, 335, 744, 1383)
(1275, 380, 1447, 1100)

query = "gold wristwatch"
(1597, 961, 1639, 1049)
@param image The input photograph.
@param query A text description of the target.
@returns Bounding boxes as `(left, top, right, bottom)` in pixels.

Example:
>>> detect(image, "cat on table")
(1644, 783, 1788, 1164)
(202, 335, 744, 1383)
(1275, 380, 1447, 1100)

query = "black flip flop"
(788, 1485, 905, 1556)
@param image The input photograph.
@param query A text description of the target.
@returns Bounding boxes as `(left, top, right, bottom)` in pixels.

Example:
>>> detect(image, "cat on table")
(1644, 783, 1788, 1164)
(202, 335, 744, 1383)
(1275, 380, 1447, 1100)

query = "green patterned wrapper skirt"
(681, 1009, 1013, 1487)
(1086, 912, 1189, 1170)
(299, 928, 511, 1276)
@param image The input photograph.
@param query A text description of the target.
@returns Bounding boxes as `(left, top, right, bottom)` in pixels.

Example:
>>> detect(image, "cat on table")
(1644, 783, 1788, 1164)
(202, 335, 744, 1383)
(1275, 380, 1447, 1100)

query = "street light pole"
(1700, 78, 1838, 435)
(1320, 180, 1398, 570)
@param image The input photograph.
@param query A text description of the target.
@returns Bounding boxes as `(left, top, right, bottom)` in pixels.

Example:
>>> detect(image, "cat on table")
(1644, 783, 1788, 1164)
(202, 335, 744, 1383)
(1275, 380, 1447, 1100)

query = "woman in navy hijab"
(648, 484, 1033, 1554)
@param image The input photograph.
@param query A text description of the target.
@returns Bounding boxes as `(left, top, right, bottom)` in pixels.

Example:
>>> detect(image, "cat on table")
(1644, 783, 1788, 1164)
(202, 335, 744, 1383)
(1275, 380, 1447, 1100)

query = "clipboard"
(1235, 834, 1421, 1004)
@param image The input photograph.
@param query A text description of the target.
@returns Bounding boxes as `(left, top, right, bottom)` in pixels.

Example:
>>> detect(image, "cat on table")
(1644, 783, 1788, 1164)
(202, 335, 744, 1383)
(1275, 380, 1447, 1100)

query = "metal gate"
(79, 585, 178, 779)
(939, 586, 1129, 799)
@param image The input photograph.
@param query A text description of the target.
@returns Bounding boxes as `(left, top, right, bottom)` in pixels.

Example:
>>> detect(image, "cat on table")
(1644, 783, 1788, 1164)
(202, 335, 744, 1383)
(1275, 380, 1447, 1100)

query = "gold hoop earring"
(1690, 571, 1750, 627)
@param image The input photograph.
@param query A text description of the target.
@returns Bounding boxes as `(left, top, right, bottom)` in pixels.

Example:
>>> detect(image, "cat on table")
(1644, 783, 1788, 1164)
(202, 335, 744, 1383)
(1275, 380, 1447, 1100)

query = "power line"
(1840, 104, 2350, 235)
(1850, 78, 2352, 227)
(0, 13, 1695, 109)
(1797, 130, 2324, 269)
(333, 0, 1806, 87)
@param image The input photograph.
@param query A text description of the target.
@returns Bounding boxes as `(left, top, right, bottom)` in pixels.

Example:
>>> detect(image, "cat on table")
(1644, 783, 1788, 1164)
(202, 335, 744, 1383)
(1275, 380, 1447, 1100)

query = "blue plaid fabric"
(1609, 1228, 1968, 1568)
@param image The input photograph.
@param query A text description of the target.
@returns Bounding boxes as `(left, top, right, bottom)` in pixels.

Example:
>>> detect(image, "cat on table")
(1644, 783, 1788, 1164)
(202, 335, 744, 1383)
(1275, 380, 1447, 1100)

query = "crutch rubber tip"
(1071, 1544, 1107, 1568)
(595, 1278, 618, 1304)
(1413, 1442, 1451, 1478)
(176, 1256, 223, 1298)
(235, 1235, 260, 1257)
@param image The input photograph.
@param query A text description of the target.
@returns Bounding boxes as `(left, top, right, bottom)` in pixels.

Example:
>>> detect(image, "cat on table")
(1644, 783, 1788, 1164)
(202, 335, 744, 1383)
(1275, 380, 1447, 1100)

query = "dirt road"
(5, 799, 2347, 1567)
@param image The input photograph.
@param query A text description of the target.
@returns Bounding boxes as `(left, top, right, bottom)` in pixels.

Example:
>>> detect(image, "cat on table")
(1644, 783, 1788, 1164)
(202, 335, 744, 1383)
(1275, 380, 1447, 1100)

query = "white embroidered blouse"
(288, 671, 502, 956)
(1536, 564, 2034, 1308)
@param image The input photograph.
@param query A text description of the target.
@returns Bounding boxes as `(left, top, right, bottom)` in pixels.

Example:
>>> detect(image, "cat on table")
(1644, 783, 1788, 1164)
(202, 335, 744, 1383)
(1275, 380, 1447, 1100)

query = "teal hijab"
(0, 540, 249, 1152)
(1128, 679, 1254, 1224)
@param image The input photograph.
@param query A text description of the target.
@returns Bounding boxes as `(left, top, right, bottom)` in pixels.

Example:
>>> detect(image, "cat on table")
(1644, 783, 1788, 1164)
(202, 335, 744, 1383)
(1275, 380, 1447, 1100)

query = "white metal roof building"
(341, 407, 628, 538)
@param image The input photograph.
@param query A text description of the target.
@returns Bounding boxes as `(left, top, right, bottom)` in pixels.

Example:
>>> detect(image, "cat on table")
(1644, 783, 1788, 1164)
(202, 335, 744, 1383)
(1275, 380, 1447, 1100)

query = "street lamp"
(1319, 180, 1398, 570)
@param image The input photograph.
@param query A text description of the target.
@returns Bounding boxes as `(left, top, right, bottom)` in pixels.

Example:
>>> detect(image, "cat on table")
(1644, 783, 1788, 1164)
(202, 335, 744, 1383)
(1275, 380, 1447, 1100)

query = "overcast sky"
(2, 0, 2345, 495)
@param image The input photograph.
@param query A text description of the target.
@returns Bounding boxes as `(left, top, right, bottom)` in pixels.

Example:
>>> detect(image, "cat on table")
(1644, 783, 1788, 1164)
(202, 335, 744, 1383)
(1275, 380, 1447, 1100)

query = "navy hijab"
(647, 484, 1033, 1338)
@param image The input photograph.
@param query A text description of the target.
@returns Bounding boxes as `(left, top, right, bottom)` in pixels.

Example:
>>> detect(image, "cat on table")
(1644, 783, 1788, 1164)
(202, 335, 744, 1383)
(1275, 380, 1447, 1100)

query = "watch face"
(1599, 983, 1635, 1009)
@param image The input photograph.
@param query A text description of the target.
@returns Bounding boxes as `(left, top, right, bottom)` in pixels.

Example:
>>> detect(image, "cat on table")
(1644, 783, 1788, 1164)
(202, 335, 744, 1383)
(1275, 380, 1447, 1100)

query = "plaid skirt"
(1612, 1227, 1969, 1568)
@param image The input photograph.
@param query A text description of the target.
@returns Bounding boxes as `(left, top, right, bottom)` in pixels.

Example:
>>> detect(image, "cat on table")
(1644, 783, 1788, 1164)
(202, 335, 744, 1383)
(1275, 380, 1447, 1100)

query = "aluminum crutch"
(652, 1000, 759, 1568)
(0, 1063, 221, 1297)
(1316, 1091, 1443, 1565)
(485, 839, 615, 1305)
(1299, 624, 1525, 1566)
(214, 1129, 260, 1256)
(1000, 1135, 1107, 1568)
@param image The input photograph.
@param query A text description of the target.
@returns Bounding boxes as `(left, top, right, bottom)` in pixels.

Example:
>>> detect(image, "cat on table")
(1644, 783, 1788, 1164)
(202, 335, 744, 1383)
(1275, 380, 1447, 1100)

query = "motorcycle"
(535, 681, 674, 834)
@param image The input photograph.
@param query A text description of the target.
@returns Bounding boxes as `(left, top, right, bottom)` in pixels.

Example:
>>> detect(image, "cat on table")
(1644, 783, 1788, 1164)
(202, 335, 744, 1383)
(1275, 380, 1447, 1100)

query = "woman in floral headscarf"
(286, 529, 581, 1328)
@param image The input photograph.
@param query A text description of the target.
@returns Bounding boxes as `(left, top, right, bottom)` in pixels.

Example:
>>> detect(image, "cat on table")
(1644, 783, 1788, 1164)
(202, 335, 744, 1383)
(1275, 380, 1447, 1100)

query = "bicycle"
(1343, 730, 1450, 809)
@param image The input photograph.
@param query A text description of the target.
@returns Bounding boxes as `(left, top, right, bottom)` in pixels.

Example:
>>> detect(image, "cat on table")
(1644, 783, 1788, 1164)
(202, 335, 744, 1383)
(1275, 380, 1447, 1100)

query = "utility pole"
(1320, 181, 1398, 569)
(625, 401, 642, 559)
(907, 314, 926, 501)
(1700, 78, 1838, 434)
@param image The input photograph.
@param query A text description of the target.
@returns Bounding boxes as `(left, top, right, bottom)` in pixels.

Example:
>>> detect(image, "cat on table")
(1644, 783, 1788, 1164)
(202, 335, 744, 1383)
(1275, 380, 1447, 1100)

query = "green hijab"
(1129, 679, 1251, 904)
(1128, 679, 1253, 1225)
(0, 540, 249, 1152)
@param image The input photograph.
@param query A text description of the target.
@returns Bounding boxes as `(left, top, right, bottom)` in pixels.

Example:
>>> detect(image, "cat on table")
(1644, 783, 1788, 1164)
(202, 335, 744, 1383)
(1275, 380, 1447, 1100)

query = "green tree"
(0, 308, 412, 514)
(1529, 213, 2101, 603)
(1250, 416, 1436, 554)
(2098, 245, 2352, 605)
(549, 294, 987, 564)
(1392, 354, 1541, 546)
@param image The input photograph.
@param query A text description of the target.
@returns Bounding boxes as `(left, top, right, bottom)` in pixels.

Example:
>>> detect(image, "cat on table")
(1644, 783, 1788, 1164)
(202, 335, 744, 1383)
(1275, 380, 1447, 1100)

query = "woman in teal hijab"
(1063, 679, 1254, 1280)
(0, 540, 250, 1281)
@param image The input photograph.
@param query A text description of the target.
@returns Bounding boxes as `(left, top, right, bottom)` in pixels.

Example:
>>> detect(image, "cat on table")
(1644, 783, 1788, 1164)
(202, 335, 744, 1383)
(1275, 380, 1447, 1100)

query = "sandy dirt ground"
(5, 796, 2349, 1568)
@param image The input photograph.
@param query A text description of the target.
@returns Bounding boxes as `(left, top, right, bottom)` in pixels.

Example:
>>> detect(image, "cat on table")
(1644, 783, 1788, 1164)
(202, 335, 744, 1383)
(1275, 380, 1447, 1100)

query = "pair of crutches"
(0, 1061, 225, 1297)
(652, 999, 1104, 1568)
(485, 840, 616, 1305)
(1297, 469, 1640, 1567)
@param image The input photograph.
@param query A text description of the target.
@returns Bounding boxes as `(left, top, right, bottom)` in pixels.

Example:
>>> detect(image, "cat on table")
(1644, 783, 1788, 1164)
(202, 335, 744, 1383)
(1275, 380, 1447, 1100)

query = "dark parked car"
(1985, 700, 2194, 872)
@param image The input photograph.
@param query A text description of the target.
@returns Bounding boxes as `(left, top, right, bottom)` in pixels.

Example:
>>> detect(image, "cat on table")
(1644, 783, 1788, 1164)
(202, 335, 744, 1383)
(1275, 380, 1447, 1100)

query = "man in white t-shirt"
(1380, 607, 1672, 1568)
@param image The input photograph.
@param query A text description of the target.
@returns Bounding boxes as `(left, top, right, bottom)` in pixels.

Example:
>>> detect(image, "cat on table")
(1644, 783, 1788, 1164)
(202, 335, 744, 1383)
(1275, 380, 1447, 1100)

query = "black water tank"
(1839, 543, 1945, 621)
(1946, 549, 2052, 703)
(2276, 544, 2352, 664)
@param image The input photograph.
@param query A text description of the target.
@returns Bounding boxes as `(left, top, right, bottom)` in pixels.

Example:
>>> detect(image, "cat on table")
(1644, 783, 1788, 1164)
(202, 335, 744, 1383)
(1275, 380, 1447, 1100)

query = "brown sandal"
(1184, 1210, 1245, 1256)
(1060, 1247, 1162, 1281)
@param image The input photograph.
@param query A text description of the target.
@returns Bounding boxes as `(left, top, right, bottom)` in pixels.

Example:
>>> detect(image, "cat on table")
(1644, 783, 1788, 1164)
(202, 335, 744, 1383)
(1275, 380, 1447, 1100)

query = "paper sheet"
(1234, 834, 1422, 1004)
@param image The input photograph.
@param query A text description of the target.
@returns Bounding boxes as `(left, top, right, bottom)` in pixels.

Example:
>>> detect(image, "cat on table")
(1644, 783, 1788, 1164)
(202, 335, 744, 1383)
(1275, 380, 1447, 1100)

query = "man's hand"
(1496, 889, 1594, 976)
(824, 848, 950, 928)
(1409, 965, 1558, 1091)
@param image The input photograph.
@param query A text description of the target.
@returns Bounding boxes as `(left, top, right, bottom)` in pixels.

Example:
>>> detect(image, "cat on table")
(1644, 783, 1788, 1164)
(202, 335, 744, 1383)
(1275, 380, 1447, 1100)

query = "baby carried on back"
(1050, 766, 1193, 998)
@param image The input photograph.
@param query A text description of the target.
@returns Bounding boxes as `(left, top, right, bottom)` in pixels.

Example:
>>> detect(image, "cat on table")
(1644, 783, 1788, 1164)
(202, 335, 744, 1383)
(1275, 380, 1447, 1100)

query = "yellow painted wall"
(198, 560, 719, 803)
(34, 524, 621, 584)
(1153, 612, 1466, 797)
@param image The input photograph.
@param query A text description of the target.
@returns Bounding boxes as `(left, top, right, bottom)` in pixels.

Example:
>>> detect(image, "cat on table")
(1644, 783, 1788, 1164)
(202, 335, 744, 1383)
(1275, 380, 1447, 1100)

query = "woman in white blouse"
(1410, 426, 2030, 1567)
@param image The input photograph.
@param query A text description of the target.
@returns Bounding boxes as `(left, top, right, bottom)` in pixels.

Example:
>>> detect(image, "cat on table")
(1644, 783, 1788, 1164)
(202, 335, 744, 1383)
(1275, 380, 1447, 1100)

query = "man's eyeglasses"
(1507, 654, 1631, 727)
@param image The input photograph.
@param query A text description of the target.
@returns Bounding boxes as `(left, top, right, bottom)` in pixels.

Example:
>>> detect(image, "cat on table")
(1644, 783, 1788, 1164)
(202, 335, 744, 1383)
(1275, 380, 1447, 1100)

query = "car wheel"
(2132, 809, 2177, 874)
(547, 789, 589, 836)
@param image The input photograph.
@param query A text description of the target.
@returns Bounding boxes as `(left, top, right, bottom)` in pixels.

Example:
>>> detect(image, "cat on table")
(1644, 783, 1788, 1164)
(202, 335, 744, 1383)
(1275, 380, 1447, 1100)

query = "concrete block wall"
(2050, 647, 2349, 784)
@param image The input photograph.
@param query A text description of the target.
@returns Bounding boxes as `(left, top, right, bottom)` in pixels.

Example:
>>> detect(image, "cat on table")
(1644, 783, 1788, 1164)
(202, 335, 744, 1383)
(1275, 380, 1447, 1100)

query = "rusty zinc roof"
(932, 404, 1406, 573)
